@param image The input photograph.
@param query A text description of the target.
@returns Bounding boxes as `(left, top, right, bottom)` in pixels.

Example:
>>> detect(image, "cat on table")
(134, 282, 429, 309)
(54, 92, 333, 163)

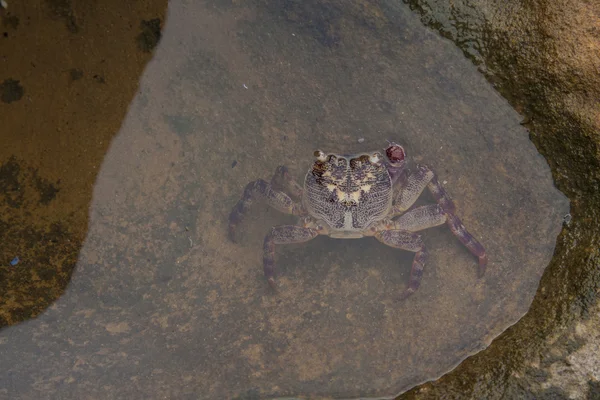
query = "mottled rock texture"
(0, 0, 598, 398)
(399, 0, 600, 398)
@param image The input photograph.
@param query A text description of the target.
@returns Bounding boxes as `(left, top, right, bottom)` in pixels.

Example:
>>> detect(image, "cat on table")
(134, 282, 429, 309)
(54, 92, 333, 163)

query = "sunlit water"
(0, 1, 568, 399)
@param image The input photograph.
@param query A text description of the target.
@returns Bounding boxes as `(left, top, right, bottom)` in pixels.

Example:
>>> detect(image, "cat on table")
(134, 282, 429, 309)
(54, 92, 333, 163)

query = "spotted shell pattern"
(303, 153, 393, 235)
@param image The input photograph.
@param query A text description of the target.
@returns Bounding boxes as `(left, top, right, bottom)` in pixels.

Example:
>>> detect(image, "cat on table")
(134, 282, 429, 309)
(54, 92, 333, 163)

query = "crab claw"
(385, 142, 405, 165)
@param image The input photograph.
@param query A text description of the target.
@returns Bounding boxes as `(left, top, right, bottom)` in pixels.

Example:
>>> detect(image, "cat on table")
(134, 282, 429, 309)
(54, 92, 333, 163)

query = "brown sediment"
(0, 1, 167, 327)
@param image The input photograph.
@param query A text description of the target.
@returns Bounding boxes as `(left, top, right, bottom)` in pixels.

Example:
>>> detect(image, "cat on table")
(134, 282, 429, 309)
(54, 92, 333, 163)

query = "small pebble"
(10, 256, 19, 266)
(231, 160, 238, 168)
(357, 138, 365, 143)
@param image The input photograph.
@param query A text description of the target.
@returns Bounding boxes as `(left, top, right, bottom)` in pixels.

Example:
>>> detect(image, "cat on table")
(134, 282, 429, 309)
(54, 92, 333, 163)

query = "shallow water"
(0, 1, 568, 399)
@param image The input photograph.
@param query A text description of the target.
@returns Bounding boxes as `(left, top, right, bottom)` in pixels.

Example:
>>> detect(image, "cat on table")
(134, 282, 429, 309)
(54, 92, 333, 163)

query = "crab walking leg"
(270, 165, 303, 199)
(375, 230, 427, 299)
(425, 177, 487, 273)
(393, 204, 488, 276)
(229, 179, 304, 242)
(392, 165, 455, 215)
(263, 225, 319, 288)
(425, 171, 456, 213)
(446, 214, 488, 276)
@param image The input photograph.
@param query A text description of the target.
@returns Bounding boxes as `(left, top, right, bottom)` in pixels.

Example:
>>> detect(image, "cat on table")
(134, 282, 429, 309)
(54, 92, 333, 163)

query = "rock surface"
(0, 0, 598, 398)
(400, 0, 600, 398)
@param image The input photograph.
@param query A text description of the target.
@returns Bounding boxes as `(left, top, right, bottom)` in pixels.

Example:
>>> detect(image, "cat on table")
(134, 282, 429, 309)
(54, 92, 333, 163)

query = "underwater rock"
(0, 1, 571, 398)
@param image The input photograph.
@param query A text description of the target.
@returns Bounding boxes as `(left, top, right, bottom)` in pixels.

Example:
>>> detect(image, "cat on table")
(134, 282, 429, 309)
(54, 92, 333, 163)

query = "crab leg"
(392, 165, 455, 215)
(426, 171, 456, 213)
(392, 204, 487, 275)
(270, 165, 303, 199)
(446, 214, 488, 276)
(263, 225, 319, 288)
(228, 178, 305, 242)
(374, 230, 427, 299)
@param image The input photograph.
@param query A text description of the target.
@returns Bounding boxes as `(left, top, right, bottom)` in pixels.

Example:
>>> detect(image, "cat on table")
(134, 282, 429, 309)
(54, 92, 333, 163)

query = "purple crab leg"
(446, 214, 488, 276)
(423, 174, 487, 274)
(263, 225, 319, 288)
(228, 178, 305, 242)
(375, 230, 427, 299)
(425, 171, 456, 213)
(393, 204, 487, 276)
(270, 165, 303, 199)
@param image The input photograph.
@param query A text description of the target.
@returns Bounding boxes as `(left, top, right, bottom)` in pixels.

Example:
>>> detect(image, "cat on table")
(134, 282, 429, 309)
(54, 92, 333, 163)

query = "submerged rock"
(0, 1, 574, 399)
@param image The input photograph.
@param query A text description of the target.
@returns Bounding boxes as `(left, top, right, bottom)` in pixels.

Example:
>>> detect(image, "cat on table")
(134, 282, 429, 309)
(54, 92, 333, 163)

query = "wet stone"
(46, 0, 79, 33)
(137, 18, 162, 53)
(0, 78, 24, 103)
(1, 14, 20, 30)
(69, 68, 83, 81)
(0, 1, 569, 399)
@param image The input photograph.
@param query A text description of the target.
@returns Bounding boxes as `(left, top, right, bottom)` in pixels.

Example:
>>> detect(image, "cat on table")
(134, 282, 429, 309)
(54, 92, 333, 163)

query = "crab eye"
(369, 152, 382, 164)
(386, 144, 405, 163)
(314, 150, 327, 162)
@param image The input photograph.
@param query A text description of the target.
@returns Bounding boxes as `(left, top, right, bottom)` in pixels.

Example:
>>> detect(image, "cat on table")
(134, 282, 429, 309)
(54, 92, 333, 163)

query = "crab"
(228, 142, 487, 299)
